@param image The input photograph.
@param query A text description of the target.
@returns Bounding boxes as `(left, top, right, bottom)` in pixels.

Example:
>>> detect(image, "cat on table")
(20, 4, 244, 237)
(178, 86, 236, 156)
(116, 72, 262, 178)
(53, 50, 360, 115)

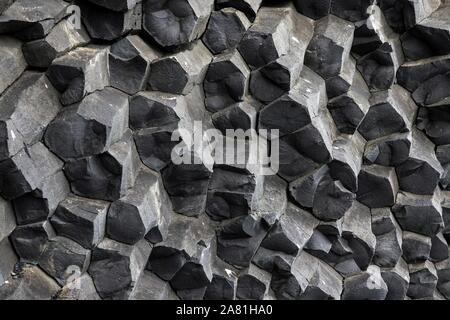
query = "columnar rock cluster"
(1, 0, 450, 300)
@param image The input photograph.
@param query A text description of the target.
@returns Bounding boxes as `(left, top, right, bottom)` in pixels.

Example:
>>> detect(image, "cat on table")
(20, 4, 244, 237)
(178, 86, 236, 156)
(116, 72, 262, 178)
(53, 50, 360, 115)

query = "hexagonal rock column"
(50, 195, 110, 249)
(79, 1, 141, 41)
(358, 85, 418, 141)
(63, 131, 141, 202)
(149, 41, 212, 95)
(0, 238, 18, 285)
(202, 8, 250, 55)
(108, 35, 160, 95)
(0, 0, 68, 35)
(106, 167, 172, 245)
(143, 0, 214, 48)
(46, 46, 109, 106)
(88, 238, 151, 299)
(22, 20, 90, 68)
(238, 5, 297, 70)
(0, 72, 61, 162)
(392, 191, 444, 237)
(357, 165, 399, 208)
(215, 0, 262, 21)
(45, 87, 129, 160)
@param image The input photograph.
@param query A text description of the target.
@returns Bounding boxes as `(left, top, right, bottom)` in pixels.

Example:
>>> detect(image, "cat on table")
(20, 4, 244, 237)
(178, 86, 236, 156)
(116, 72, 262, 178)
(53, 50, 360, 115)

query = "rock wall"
(1, 0, 450, 300)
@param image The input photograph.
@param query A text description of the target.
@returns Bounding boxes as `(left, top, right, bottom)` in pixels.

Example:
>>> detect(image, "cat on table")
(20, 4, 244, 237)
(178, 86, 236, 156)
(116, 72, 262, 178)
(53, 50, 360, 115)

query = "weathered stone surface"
(408, 260, 438, 299)
(372, 208, 403, 267)
(0, 36, 26, 95)
(143, 0, 214, 48)
(107, 167, 171, 245)
(0, 266, 60, 300)
(39, 236, 91, 286)
(0, 238, 18, 285)
(23, 20, 90, 68)
(109, 35, 160, 95)
(10, 221, 55, 264)
(381, 258, 410, 300)
(89, 238, 151, 299)
(393, 191, 444, 237)
(293, 0, 331, 20)
(130, 271, 178, 300)
(357, 165, 398, 208)
(342, 265, 388, 300)
(216, 0, 262, 21)
(64, 130, 140, 202)
(358, 85, 418, 141)
(402, 231, 432, 263)
(50, 195, 109, 249)
(0, 0, 68, 34)
(204, 50, 250, 112)
(46, 46, 109, 106)
(203, 8, 250, 55)
(79, 1, 141, 41)
(45, 87, 129, 160)
(0, 196, 15, 242)
(149, 41, 212, 95)
(56, 273, 101, 300)
(0, 72, 61, 162)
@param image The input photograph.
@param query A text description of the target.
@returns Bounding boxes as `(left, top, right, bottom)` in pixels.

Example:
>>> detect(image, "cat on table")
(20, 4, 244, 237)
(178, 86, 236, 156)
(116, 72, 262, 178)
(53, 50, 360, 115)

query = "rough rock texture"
(1, 0, 450, 301)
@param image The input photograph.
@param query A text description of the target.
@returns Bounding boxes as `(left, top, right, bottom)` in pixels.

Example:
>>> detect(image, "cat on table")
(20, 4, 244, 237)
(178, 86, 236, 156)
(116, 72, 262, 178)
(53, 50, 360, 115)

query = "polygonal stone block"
(79, 1, 141, 41)
(215, 0, 262, 21)
(0, 0, 68, 34)
(372, 208, 403, 268)
(0, 142, 63, 200)
(46, 46, 109, 106)
(212, 100, 259, 135)
(364, 131, 411, 166)
(162, 156, 212, 217)
(88, 238, 151, 299)
(259, 67, 327, 137)
(217, 215, 268, 269)
(271, 251, 343, 300)
(236, 264, 271, 300)
(0, 265, 61, 300)
(238, 5, 297, 70)
(64, 130, 140, 202)
(304, 15, 355, 81)
(407, 260, 438, 299)
(327, 72, 370, 134)
(45, 87, 129, 160)
(22, 20, 90, 68)
(12, 170, 70, 226)
(50, 195, 110, 249)
(396, 129, 443, 195)
(393, 191, 444, 237)
(143, 0, 214, 48)
(436, 257, 450, 299)
(328, 133, 365, 192)
(0, 72, 61, 162)
(10, 221, 55, 264)
(130, 271, 178, 300)
(56, 273, 101, 300)
(430, 232, 449, 262)
(401, 5, 450, 61)
(205, 165, 258, 221)
(342, 265, 388, 300)
(402, 231, 432, 263)
(330, 0, 376, 22)
(249, 14, 314, 104)
(109, 35, 160, 95)
(203, 8, 250, 55)
(0, 36, 27, 95)
(107, 167, 171, 245)
(342, 201, 377, 270)
(204, 50, 250, 113)
(357, 165, 398, 208)
(261, 203, 319, 257)
(38, 236, 91, 286)
(381, 258, 410, 300)
(293, 0, 331, 20)
(358, 85, 418, 140)
(149, 41, 212, 95)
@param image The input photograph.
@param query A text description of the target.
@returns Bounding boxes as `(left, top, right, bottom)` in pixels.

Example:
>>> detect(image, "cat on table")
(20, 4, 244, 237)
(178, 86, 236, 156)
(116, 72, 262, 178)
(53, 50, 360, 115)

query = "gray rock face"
(2, 0, 450, 301)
